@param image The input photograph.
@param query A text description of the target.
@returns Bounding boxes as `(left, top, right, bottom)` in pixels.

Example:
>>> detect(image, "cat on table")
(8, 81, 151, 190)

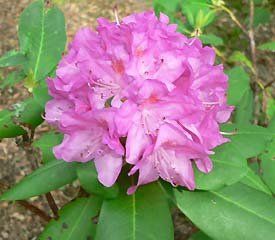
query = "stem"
(45, 192, 59, 219)
(0, 181, 51, 222)
(220, 5, 248, 37)
(248, 0, 256, 72)
(18, 200, 52, 222)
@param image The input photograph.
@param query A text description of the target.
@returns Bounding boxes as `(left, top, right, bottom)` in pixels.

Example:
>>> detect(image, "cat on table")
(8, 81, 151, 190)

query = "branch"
(18, 200, 52, 222)
(220, 5, 248, 37)
(0, 181, 51, 222)
(45, 192, 59, 219)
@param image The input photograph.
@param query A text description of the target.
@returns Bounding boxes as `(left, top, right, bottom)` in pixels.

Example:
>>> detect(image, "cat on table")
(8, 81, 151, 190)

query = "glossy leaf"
(33, 131, 63, 163)
(195, 124, 272, 190)
(0, 50, 27, 68)
(39, 197, 102, 240)
(19, 0, 66, 82)
(95, 182, 173, 240)
(77, 162, 119, 199)
(173, 183, 275, 240)
(0, 160, 78, 200)
(241, 167, 272, 195)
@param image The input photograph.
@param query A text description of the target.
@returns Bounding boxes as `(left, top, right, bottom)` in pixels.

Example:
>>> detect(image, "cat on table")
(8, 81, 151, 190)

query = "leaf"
(181, 0, 215, 28)
(19, 0, 66, 82)
(0, 97, 44, 139)
(221, 124, 273, 157)
(0, 50, 27, 68)
(266, 98, 275, 120)
(39, 197, 102, 240)
(241, 167, 272, 195)
(199, 34, 224, 46)
(0, 160, 78, 200)
(95, 182, 174, 240)
(195, 124, 272, 190)
(153, 0, 180, 13)
(33, 131, 63, 163)
(260, 122, 275, 193)
(33, 79, 52, 107)
(189, 231, 212, 240)
(18, 97, 44, 127)
(172, 183, 275, 240)
(226, 67, 254, 124)
(0, 109, 26, 138)
(77, 162, 119, 199)
(228, 51, 254, 73)
(258, 41, 275, 52)
(253, 7, 271, 27)
(0, 70, 25, 89)
(234, 90, 254, 124)
(226, 67, 250, 106)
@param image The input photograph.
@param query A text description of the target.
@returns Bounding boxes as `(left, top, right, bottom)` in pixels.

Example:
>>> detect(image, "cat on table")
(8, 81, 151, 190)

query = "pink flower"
(45, 11, 233, 193)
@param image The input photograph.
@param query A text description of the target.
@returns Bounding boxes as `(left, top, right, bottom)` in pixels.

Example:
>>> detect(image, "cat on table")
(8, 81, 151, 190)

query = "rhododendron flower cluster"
(45, 11, 233, 194)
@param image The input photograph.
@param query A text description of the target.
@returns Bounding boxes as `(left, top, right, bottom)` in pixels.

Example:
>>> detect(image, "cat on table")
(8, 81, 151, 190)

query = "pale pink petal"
(94, 153, 123, 187)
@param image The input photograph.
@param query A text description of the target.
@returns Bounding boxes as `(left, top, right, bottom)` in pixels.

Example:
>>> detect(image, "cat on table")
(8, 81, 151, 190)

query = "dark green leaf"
(195, 124, 272, 190)
(0, 50, 27, 68)
(95, 182, 173, 240)
(39, 197, 102, 240)
(33, 132, 63, 163)
(19, 0, 66, 82)
(0, 160, 78, 200)
(189, 231, 212, 240)
(241, 167, 272, 195)
(199, 34, 224, 46)
(0, 109, 26, 138)
(260, 122, 275, 194)
(77, 162, 119, 199)
(0, 97, 44, 139)
(172, 183, 275, 240)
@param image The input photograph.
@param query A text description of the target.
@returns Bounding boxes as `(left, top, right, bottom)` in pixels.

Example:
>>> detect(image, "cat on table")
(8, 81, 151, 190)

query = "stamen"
(202, 101, 220, 105)
(113, 5, 120, 25)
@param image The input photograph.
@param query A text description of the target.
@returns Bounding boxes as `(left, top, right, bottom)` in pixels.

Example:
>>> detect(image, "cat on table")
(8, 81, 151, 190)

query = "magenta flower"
(45, 11, 233, 193)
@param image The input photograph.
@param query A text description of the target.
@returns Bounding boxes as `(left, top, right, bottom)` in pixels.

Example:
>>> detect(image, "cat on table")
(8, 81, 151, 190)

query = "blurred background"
(0, 0, 274, 239)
